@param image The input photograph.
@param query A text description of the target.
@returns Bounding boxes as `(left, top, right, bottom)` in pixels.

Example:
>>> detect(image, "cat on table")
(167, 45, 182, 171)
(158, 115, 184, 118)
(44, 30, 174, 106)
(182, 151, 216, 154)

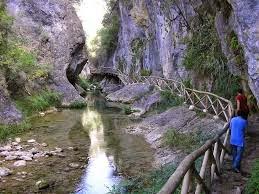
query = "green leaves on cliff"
(183, 16, 225, 75)
(183, 15, 240, 98)
(0, 4, 48, 80)
(90, 0, 120, 58)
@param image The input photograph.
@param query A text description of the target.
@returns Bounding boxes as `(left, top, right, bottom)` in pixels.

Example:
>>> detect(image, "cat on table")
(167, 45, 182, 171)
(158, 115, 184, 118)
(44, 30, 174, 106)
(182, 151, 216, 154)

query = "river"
(0, 94, 154, 193)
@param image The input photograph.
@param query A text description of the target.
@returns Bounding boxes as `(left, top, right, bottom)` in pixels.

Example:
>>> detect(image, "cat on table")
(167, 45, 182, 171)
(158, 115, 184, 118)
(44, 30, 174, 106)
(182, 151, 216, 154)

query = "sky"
(74, 0, 107, 48)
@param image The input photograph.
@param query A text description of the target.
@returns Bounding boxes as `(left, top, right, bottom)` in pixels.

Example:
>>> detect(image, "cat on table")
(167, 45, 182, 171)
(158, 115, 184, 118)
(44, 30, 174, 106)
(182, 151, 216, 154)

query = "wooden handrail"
(158, 124, 229, 194)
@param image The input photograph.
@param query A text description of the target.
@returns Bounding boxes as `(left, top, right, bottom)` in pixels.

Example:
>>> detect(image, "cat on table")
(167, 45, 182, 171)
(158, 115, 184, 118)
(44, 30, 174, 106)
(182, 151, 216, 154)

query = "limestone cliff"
(6, 0, 88, 105)
(107, 0, 259, 105)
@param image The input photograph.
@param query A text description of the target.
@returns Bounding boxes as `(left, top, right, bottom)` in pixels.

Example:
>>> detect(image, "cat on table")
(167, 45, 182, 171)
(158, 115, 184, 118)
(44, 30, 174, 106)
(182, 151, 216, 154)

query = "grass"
(108, 163, 180, 194)
(245, 160, 259, 194)
(156, 90, 184, 113)
(0, 121, 31, 141)
(68, 101, 87, 109)
(16, 90, 61, 116)
(163, 129, 213, 153)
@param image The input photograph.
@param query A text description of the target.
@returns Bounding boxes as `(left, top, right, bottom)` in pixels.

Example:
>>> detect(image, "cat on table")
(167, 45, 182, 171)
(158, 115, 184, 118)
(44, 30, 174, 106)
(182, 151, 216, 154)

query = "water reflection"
(76, 108, 121, 194)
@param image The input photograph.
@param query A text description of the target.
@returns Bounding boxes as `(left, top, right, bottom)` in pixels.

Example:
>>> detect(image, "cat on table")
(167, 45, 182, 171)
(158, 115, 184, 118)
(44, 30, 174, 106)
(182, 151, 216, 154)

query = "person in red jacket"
(235, 89, 249, 120)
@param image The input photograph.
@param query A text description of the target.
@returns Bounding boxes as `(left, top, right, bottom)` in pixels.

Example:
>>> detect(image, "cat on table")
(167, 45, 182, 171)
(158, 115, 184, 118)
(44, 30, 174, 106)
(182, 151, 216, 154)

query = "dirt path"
(212, 114, 259, 193)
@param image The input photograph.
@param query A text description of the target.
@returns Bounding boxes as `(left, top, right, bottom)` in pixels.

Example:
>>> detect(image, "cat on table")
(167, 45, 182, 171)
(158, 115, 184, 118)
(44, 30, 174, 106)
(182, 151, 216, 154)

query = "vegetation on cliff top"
(90, 0, 120, 59)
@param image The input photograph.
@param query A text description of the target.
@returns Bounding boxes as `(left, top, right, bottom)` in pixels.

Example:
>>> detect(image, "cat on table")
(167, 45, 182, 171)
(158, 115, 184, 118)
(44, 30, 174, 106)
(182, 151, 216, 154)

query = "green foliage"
(131, 38, 145, 65)
(140, 68, 152, 76)
(183, 15, 241, 99)
(77, 77, 98, 91)
(123, 106, 138, 115)
(164, 129, 213, 152)
(90, 1, 120, 58)
(68, 101, 87, 109)
(109, 163, 180, 194)
(228, 31, 246, 67)
(183, 79, 193, 89)
(16, 91, 61, 116)
(0, 121, 31, 141)
(245, 160, 259, 194)
(183, 16, 225, 75)
(0, 4, 49, 80)
(156, 90, 183, 112)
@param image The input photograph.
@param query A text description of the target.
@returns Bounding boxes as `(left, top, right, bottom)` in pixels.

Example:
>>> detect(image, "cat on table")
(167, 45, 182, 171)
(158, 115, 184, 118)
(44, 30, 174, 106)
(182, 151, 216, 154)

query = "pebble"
(69, 163, 79, 168)
(67, 147, 74, 151)
(20, 155, 33, 161)
(0, 151, 10, 157)
(36, 179, 50, 190)
(55, 147, 63, 153)
(0, 167, 12, 177)
(12, 142, 19, 146)
(1, 145, 12, 151)
(41, 143, 48, 147)
(15, 145, 23, 150)
(39, 112, 46, 117)
(27, 139, 36, 143)
(5, 155, 18, 161)
(13, 160, 27, 167)
(15, 138, 21, 143)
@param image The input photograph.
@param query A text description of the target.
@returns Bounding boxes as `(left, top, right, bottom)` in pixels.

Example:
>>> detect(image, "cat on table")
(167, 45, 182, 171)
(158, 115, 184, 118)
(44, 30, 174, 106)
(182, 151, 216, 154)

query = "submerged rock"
(13, 160, 27, 167)
(5, 155, 18, 161)
(0, 167, 12, 177)
(106, 83, 154, 103)
(27, 139, 36, 143)
(36, 179, 50, 190)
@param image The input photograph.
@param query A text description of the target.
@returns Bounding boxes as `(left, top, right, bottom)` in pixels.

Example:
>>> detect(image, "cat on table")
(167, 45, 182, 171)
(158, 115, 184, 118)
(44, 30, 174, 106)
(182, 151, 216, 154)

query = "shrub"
(16, 90, 61, 115)
(245, 160, 259, 194)
(0, 121, 31, 141)
(77, 77, 98, 91)
(109, 163, 180, 194)
(156, 90, 183, 112)
(123, 106, 139, 115)
(68, 101, 87, 109)
(140, 68, 152, 76)
(164, 129, 213, 152)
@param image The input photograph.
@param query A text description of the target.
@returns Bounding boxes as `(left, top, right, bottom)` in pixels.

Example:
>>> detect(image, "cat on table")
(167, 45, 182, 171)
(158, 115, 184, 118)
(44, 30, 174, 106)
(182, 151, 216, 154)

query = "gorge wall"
(0, 0, 87, 124)
(6, 0, 87, 104)
(106, 0, 259, 105)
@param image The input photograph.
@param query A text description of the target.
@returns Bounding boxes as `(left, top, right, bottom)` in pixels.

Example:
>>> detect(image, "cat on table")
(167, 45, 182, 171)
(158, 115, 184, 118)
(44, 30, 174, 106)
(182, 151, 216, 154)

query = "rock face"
(112, 0, 191, 79)
(6, 0, 88, 105)
(106, 0, 259, 105)
(106, 83, 154, 103)
(0, 73, 22, 124)
(132, 91, 161, 116)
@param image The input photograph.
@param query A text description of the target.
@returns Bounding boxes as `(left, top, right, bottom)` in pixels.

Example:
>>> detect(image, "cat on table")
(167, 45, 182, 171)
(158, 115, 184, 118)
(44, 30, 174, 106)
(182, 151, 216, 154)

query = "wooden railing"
(124, 75, 234, 194)
(93, 68, 234, 193)
(131, 76, 233, 122)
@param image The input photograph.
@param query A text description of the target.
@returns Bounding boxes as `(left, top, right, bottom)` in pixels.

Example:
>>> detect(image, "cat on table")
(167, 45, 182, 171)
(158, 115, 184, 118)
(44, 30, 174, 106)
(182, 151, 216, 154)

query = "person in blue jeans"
(230, 110, 247, 173)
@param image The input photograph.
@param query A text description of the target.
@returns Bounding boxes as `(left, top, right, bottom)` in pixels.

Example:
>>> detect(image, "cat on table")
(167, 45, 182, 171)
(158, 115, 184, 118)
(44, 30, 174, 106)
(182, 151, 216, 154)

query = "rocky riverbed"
(0, 105, 155, 193)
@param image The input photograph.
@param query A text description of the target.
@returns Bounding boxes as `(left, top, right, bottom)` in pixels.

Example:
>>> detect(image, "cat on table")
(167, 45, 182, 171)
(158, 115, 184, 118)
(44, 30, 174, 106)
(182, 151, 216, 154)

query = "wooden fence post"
(181, 169, 192, 194)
